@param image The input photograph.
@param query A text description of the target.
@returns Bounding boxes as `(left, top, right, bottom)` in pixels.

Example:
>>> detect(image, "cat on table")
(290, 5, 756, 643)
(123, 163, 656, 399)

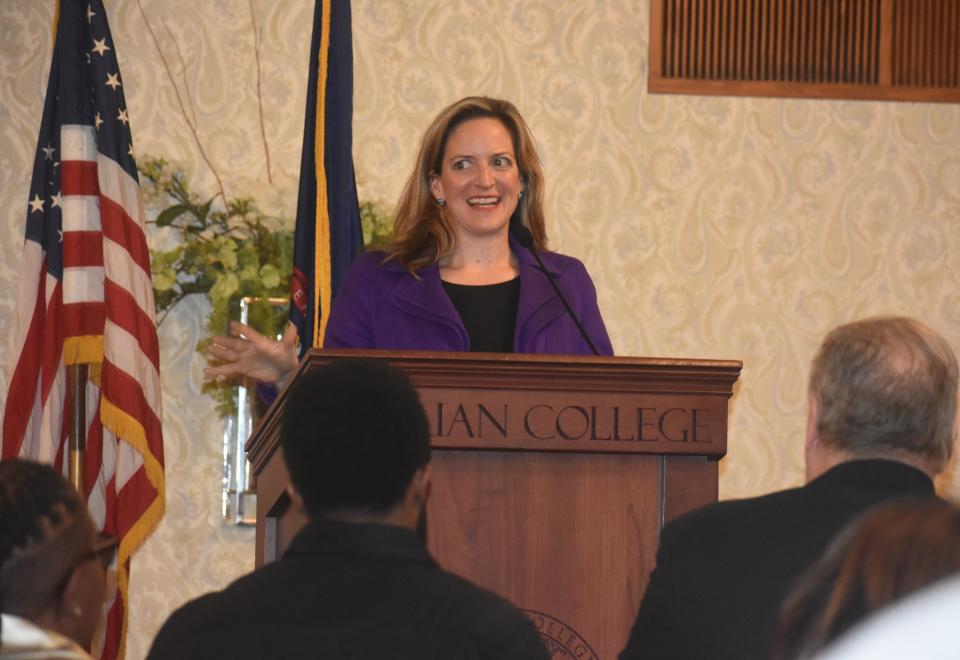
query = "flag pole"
(67, 364, 88, 494)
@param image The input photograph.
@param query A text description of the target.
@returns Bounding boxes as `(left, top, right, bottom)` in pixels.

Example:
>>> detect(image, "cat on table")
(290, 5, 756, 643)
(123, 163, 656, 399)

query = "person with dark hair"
(776, 499, 960, 660)
(808, 572, 960, 660)
(0, 459, 115, 659)
(148, 360, 549, 660)
(204, 96, 612, 386)
(620, 316, 959, 660)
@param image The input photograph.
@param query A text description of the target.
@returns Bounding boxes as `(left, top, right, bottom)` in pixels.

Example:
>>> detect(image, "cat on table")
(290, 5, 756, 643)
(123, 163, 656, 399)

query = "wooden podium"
(247, 350, 740, 659)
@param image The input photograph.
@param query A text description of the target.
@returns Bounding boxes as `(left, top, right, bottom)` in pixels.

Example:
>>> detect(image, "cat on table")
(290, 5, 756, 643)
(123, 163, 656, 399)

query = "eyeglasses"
(48, 533, 118, 606)
(79, 533, 118, 571)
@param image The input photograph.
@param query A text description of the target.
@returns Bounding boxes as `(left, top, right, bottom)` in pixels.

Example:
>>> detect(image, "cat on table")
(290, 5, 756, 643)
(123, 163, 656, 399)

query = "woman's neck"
(439, 234, 519, 285)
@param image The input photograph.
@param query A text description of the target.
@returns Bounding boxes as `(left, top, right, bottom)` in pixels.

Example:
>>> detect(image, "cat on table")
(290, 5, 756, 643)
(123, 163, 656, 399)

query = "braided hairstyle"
(0, 459, 86, 617)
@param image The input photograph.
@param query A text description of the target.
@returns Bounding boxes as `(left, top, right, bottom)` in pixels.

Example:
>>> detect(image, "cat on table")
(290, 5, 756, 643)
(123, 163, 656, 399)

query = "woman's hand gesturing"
(204, 321, 299, 385)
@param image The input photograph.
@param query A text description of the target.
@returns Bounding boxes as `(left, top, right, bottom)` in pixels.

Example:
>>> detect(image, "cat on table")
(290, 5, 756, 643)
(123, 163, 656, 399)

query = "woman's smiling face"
(430, 117, 523, 243)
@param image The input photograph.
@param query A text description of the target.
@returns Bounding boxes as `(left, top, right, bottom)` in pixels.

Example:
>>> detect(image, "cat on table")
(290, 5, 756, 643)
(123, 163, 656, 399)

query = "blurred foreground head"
(777, 498, 960, 659)
(0, 459, 110, 650)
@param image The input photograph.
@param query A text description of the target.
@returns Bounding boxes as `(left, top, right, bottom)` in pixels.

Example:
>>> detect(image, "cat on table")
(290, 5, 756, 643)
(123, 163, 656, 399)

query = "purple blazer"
(324, 236, 613, 355)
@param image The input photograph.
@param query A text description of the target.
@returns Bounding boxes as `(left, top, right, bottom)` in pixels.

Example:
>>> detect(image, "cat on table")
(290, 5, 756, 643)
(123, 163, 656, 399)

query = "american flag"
(1, 1, 164, 658)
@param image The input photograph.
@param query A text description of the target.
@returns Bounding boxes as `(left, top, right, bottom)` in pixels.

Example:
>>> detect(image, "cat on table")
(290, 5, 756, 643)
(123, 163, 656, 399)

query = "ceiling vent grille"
(649, 0, 960, 102)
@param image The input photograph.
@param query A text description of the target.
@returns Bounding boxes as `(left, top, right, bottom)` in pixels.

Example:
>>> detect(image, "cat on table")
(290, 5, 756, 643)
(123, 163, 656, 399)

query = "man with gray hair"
(620, 316, 959, 660)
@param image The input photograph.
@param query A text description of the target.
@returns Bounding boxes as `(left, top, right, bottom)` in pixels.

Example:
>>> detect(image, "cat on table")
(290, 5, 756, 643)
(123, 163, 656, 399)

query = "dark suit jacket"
(619, 459, 936, 660)
(148, 520, 549, 660)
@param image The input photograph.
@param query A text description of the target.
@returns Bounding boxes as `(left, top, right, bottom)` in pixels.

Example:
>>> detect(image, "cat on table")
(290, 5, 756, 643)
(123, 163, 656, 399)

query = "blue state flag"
(291, 0, 363, 354)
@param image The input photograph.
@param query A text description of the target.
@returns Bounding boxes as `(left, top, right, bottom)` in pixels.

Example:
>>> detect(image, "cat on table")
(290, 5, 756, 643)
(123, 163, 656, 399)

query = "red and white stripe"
(3, 123, 164, 660)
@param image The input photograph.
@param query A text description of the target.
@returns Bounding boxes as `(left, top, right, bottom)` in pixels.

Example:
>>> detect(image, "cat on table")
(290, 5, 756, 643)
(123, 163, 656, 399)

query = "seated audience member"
(776, 499, 960, 659)
(0, 459, 114, 659)
(811, 572, 960, 660)
(148, 360, 549, 660)
(620, 316, 959, 660)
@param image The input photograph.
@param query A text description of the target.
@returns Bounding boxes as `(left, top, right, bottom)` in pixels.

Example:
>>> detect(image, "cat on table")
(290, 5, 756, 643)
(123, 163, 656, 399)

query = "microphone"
(510, 220, 600, 356)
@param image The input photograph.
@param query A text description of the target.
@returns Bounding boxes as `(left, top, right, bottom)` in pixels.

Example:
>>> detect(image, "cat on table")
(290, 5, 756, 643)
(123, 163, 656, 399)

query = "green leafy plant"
(143, 157, 293, 416)
(143, 157, 293, 336)
(360, 199, 393, 248)
(143, 156, 393, 416)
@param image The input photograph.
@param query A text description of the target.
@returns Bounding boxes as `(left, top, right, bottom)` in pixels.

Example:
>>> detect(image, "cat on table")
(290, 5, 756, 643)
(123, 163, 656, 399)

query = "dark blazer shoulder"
(405, 566, 546, 655)
(427, 567, 529, 622)
(664, 484, 806, 539)
(148, 562, 286, 656)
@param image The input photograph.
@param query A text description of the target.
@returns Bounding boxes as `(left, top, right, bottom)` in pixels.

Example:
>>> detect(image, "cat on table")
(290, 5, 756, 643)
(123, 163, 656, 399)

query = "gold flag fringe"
(63, 335, 104, 366)
(101, 396, 165, 660)
(313, 0, 332, 348)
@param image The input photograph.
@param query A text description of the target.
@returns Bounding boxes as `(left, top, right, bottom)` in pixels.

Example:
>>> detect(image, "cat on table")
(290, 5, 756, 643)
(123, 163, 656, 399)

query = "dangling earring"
(436, 196, 446, 207)
(519, 190, 525, 201)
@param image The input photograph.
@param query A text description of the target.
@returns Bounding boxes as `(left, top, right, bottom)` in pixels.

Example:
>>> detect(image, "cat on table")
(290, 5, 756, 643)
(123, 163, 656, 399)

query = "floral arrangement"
(143, 156, 392, 415)
(143, 157, 293, 339)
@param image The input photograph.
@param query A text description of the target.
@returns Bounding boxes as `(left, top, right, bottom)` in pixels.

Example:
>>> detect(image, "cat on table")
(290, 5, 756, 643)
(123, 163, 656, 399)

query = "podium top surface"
(296, 348, 741, 387)
(247, 350, 742, 469)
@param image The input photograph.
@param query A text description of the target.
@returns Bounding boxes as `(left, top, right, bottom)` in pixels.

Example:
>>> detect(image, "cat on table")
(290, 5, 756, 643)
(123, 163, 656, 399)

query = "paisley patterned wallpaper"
(1, 0, 958, 657)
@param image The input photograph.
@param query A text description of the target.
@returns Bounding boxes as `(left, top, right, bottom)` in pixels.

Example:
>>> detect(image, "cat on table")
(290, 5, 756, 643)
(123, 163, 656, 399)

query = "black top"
(148, 519, 548, 660)
(442, 277, 521, 353)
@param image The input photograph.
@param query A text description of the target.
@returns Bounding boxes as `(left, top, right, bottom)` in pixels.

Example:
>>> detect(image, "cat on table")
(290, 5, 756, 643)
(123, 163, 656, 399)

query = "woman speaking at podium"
(205, 96, 613, 385)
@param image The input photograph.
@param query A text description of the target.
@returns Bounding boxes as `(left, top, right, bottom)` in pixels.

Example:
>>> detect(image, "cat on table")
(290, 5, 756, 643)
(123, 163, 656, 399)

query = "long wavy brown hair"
(387, 96, 548, 271)
(775, 499, 960, 659)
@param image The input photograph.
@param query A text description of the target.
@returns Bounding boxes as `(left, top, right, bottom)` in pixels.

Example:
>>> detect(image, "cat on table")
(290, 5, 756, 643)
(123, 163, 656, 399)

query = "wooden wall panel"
(650, 0, 960, 102)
